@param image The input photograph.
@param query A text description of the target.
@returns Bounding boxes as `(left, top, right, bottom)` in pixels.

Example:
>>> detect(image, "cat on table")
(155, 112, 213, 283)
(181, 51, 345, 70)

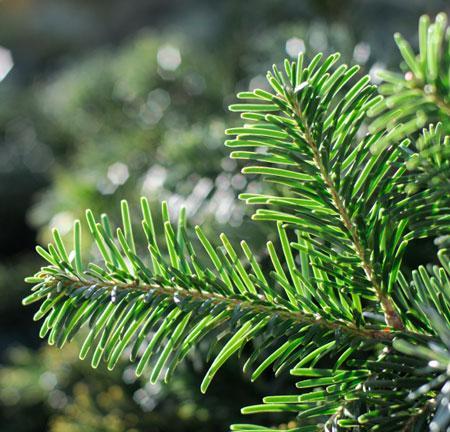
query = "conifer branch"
(293, 98, 404, 330)
(21, 12, 450, 431)
(42, 274, 396, 341)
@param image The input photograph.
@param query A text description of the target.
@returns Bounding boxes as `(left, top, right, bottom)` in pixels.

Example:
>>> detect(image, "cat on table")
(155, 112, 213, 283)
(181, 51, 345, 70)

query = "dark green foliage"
(23, 12, 450, 431)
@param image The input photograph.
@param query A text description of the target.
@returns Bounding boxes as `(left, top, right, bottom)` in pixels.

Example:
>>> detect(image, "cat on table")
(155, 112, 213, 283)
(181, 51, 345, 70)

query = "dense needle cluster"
(23, 13, 450, 431)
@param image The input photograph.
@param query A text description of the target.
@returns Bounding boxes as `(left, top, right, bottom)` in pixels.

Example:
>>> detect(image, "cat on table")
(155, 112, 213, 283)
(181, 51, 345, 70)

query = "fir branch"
(21, 12, 450, 431)
(370, 13, 450, 141)
(292, 96, 404, 330)
(33, 274, 395, 342)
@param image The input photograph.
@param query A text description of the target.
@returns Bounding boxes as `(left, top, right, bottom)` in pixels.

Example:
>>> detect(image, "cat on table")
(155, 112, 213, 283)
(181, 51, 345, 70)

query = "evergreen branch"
(370, 13, 450, 142)
(21, 13, 450, 431)
(26, 275, 394, 342)
(24, 198, 396, 396)
(228, 54, 408, 329)
(404, 123, 450, 195)
(233, 255, 450, 430)
(393, 310, 450, 432)
(236, 344, 445, 431)
(392, 249, 450, 334)
(293, 99, 404, 330)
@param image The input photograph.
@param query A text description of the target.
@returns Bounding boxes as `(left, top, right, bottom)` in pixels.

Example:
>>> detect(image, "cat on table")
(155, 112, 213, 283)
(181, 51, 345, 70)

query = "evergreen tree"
(23, 13, 450, 431)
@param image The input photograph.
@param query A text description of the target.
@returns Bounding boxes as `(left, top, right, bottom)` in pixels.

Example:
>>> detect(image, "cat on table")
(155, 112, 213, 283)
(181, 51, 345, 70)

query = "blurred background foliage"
(1, 0, 449, 430)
